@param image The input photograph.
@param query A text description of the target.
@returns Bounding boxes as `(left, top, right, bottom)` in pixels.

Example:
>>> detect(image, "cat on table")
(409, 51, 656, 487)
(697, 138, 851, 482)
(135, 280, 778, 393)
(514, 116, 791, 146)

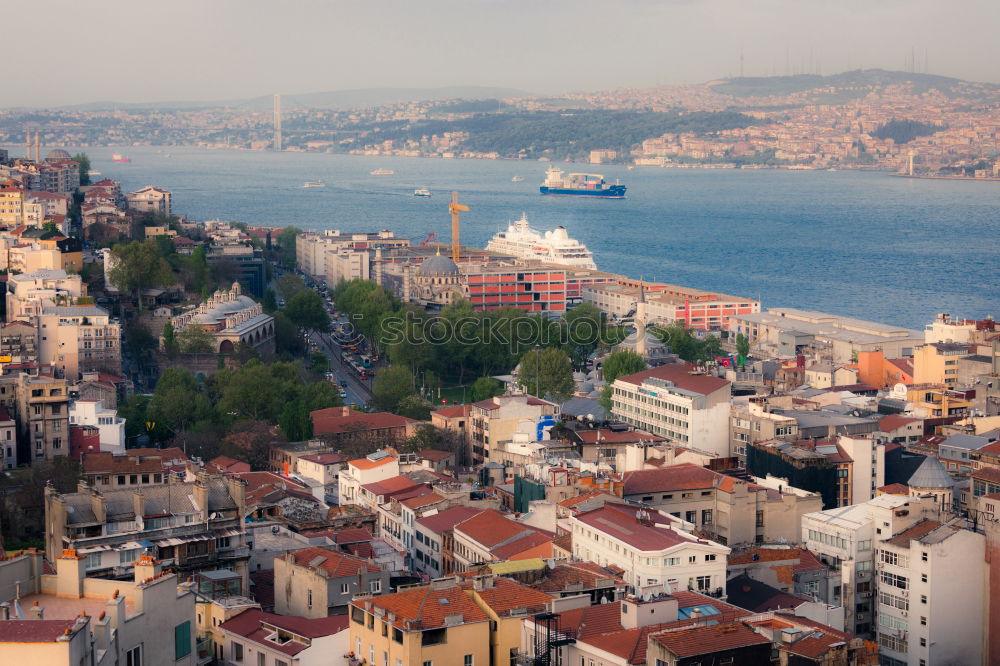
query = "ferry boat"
(302, 181, 325, 188)
(511, 175, 524, 182)
(370, 168, 394, 175)
(485, 213, 597, 270)
(111, 153, 131, 163)
(539, 166, 625, 198)
(413, 188, 431, 197)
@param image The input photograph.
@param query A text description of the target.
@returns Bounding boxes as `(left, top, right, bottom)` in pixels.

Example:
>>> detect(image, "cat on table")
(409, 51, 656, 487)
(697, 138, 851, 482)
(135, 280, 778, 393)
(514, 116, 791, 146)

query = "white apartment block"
(611, 364, 731, 456)
(874, 519, 984, 666)
(801, 494, 940, 637)
(336, 451, 399, 506)
(69, 399, 125, 455)
(324, 248, 370, 283)
(570, 503, 729, 595)
(6, 269, 85, 322)
(126, 186, 172, 216)
(37, 306, 122, 380)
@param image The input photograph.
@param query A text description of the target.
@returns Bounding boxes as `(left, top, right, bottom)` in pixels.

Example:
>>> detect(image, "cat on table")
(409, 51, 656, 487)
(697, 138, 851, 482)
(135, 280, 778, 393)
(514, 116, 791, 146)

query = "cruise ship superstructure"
(485, 214, 598, 270)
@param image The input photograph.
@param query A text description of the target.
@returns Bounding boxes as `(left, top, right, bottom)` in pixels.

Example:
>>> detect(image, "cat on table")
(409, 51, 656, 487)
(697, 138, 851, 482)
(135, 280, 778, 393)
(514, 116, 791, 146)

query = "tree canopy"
(108, 240, 174, 308)
(283, 289, 330, 332)
(372, 365, 416, 413)
(519, 347, 574, 401)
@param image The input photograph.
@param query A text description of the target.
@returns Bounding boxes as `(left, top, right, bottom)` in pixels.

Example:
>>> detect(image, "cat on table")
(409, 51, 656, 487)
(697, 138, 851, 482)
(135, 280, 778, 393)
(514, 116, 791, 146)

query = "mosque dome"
(45, 149, 72, 161)
(418, 254, 459, 275)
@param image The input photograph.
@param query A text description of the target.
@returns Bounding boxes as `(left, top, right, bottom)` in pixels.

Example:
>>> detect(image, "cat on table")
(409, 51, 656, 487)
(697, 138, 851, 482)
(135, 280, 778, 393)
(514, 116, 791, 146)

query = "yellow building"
(348, 575, 551, 666)
(0, 180, 24, 225)
(907, 384, 973, 419)
(913, 342, 972, 387)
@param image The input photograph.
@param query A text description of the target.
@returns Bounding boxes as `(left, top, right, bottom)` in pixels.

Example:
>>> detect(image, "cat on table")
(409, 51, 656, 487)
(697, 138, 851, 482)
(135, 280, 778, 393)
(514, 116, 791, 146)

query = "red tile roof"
(417, 448, 455, 462)
(468, 577, 552, 614)
(285, 546, 380, 577)
(728, 547, 803, 566)
(361, 583, 489, 630)
(884, 519, 945, 548)
(615, 363, 730, 396)
(431, 405, 471, 419)
(878, 483, 910, 495)
(299, 452, 349, 465)
(361, 475, 425, 498)
(471, 394, 557, 411)
(652, 622, 771, 658)
(220, 609, 348, 656)
(454, 509, 552, 553)
(880, 414, 922, 432)
(0, 619, 78, 643)
(349, 455, 397, 471)
(622, 463, 738, 495)
(329, 527, 374, 545)
(415, 506, 481, 535)
(574, 504, 690, 551)
(311, 408, 414, 436)
(400, 492, 444, 510)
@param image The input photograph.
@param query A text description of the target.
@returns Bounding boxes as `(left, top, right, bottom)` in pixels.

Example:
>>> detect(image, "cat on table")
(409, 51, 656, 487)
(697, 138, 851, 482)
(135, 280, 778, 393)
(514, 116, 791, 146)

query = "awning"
(76, 545, 112, 554)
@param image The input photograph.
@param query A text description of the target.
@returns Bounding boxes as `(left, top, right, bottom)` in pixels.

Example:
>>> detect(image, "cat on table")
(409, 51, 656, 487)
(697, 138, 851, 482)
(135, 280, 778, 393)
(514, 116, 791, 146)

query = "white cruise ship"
(485, 213, 597, 270)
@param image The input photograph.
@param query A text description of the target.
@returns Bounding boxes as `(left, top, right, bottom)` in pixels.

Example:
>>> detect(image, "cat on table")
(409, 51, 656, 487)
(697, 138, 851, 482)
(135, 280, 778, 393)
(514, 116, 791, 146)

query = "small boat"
(370, 168, 394, 175)
(88, 170, 102, 176)
(302, 181, 325, 188)
(413, 188, 431, 197)
(511, 175, 524, 182)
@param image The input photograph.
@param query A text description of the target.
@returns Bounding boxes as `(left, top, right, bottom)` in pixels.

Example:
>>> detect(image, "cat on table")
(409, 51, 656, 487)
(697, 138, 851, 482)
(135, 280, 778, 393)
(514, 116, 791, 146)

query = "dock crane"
(448, 191, 468, 263)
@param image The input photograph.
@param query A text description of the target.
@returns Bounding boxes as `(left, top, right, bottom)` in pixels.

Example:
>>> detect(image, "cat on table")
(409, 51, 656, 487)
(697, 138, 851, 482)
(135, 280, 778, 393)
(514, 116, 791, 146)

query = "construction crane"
(448, 191, 468, 263)
(418, 231, 437, 246)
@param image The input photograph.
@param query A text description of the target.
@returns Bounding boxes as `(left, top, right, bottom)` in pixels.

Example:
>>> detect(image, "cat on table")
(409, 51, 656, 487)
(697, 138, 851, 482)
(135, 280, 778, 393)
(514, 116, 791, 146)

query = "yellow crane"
(448, 191, 468, 263)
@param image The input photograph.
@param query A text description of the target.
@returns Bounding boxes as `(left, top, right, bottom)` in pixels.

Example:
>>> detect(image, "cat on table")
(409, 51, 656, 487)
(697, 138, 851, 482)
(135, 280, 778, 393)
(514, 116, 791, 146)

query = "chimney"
(226, 476, 247, 523)
(105, 590, 125, 630)
(93, 611, 111, 653)
(55, 549, 85, 599)
(29, 600, 43, 620)
(193, 474, 209, 523)
(90, 490, 106, 524)
(132, 490, 144, 526)
(0, 602, 10, 620)
(133, 553, 160, 584)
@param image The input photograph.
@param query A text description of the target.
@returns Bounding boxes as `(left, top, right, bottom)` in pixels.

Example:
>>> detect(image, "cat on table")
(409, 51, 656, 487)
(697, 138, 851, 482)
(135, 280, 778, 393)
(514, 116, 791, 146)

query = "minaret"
(34, 132, 40, 163)
(273, 94, 282, 152)
(635, 279, 647, 358)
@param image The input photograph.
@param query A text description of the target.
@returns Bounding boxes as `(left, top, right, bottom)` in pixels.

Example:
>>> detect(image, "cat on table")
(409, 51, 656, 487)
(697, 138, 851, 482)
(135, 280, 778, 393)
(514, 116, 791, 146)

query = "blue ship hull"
(540, 185, 626, 198)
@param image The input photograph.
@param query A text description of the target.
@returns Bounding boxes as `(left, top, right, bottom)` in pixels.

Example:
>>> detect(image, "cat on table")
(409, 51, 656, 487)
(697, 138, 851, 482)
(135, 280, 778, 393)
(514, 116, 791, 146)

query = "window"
(920, 638, 926, 647)
(231, 642, 244, 662)
(702, 510, 712, 525)
(858, 540, 871, 551)
(880, 572, 908, 589)
(878, 591, 908, 611)
(174, 621, 191, 660)
(664, 557, 680, 566)
(423, 661, 433, 666)
(308, 589, 313, 609)
(126, 645, 142, 666)
(685, 511, 696, 523)
(258, 653, 266, 666)
(921, 595, 927, 604)
(920, 616, 926, 626)
(921, 573, 928, 583)
(83, 552, 102, 571)
(120, 549, 138, 565)
(341, 582, 350, 594)
(695, 575, 712, 591)
(705, 554, 716, 562)
(275, 661, 287, 666)
(921, 551, 928, 562)
(464, 656, 474, 666)
(370, 579, 382, 593)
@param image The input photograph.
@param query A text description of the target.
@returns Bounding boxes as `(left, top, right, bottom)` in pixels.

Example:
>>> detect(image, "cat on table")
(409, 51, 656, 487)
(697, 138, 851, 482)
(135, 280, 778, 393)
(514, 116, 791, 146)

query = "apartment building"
(0, 406, 14, 470)
(220, 610, 349, 666)
(0, 550, 197, 666)
(0, 179, 24, 225)
(37, 305, 121, 380)
(6, 269, 85, 322)
(452, 509, 554, 570)
(468, 394, 559, 464)
(611, 363, 731, 456)
(68, 399, 125, 454)
(621, 463, 822, 546)
(913, 342, 972, 387)
(874, 519, 984, 666)
(337, 451, 400, 506)
(44, 475, 250, 587)
(582, 279, 759, 330)
(125, 185, 172, 216)
(273, 546, 388, 619)
(413, 506, 481, 579)
(730, 397, 800, 461)
(801, 494, 940, 637)
(349, 575, 551, 666)
(6, 370, 71, 463)
(570, 502, 729, 594)
(0, 320, 37, 362)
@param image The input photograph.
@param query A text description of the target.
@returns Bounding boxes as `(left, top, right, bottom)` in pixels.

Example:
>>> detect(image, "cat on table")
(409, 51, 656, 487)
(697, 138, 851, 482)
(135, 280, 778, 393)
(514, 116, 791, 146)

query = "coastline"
(893, 173, 1000, 182)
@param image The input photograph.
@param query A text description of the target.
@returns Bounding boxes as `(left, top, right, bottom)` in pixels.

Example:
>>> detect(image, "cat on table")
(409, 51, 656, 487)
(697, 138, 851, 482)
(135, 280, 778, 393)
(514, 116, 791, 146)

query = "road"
(308, 328, 373, 407)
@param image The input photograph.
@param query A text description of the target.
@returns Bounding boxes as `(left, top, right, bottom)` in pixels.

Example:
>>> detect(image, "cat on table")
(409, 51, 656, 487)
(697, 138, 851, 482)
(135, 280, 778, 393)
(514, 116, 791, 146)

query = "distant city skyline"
(8, 0, 1000, 107)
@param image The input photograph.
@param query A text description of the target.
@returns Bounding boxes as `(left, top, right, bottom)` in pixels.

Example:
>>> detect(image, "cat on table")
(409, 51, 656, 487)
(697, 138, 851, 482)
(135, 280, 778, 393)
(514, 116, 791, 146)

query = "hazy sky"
(9, 0, 1000, 107)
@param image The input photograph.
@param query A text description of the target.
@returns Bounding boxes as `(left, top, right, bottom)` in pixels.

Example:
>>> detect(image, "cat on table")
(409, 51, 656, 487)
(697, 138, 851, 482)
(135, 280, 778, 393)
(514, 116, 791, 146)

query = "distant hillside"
(61, 86, 533, 112)
(708, 69, 999, 100)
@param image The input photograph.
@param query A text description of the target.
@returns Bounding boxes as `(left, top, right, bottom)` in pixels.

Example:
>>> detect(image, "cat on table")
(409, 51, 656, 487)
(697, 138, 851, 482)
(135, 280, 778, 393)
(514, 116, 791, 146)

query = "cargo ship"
(111, 153, 131, 163)
(485, 213, 597, 269)
(539, 166, 625, 198)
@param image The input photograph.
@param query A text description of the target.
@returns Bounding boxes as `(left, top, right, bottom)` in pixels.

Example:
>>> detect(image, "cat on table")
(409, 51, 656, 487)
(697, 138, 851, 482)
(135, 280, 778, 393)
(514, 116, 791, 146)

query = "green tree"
(599, 350, 647, 412)
(276, 273, 306, 302)
(262, 287, 278, 313)
(736, 333, 750, 367)
(272, 311, 304, 357)
(279, 399, 313, 441)
(219, 420, 282, 470)
(162, 321, 178, 358)
(147, 368, 213, 437)
(177, 325, 214, 353)
(471, 376, 503, 402)
(519, 347, 574, 400)
(275, 227, 302, 269)
(563, 302, 604, 367)
(72, 152, 91, 186)
(396, 394, 432, 421)
(372, 365, 416, 412)
(283, 289, 330, 332)
(123, 322, 157, 362)
(108, 240, 174, 310)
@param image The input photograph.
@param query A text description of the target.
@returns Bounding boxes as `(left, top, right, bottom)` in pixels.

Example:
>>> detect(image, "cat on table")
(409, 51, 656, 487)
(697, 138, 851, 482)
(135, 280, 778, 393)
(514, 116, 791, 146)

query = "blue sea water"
(23, 145, 1000, 329)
